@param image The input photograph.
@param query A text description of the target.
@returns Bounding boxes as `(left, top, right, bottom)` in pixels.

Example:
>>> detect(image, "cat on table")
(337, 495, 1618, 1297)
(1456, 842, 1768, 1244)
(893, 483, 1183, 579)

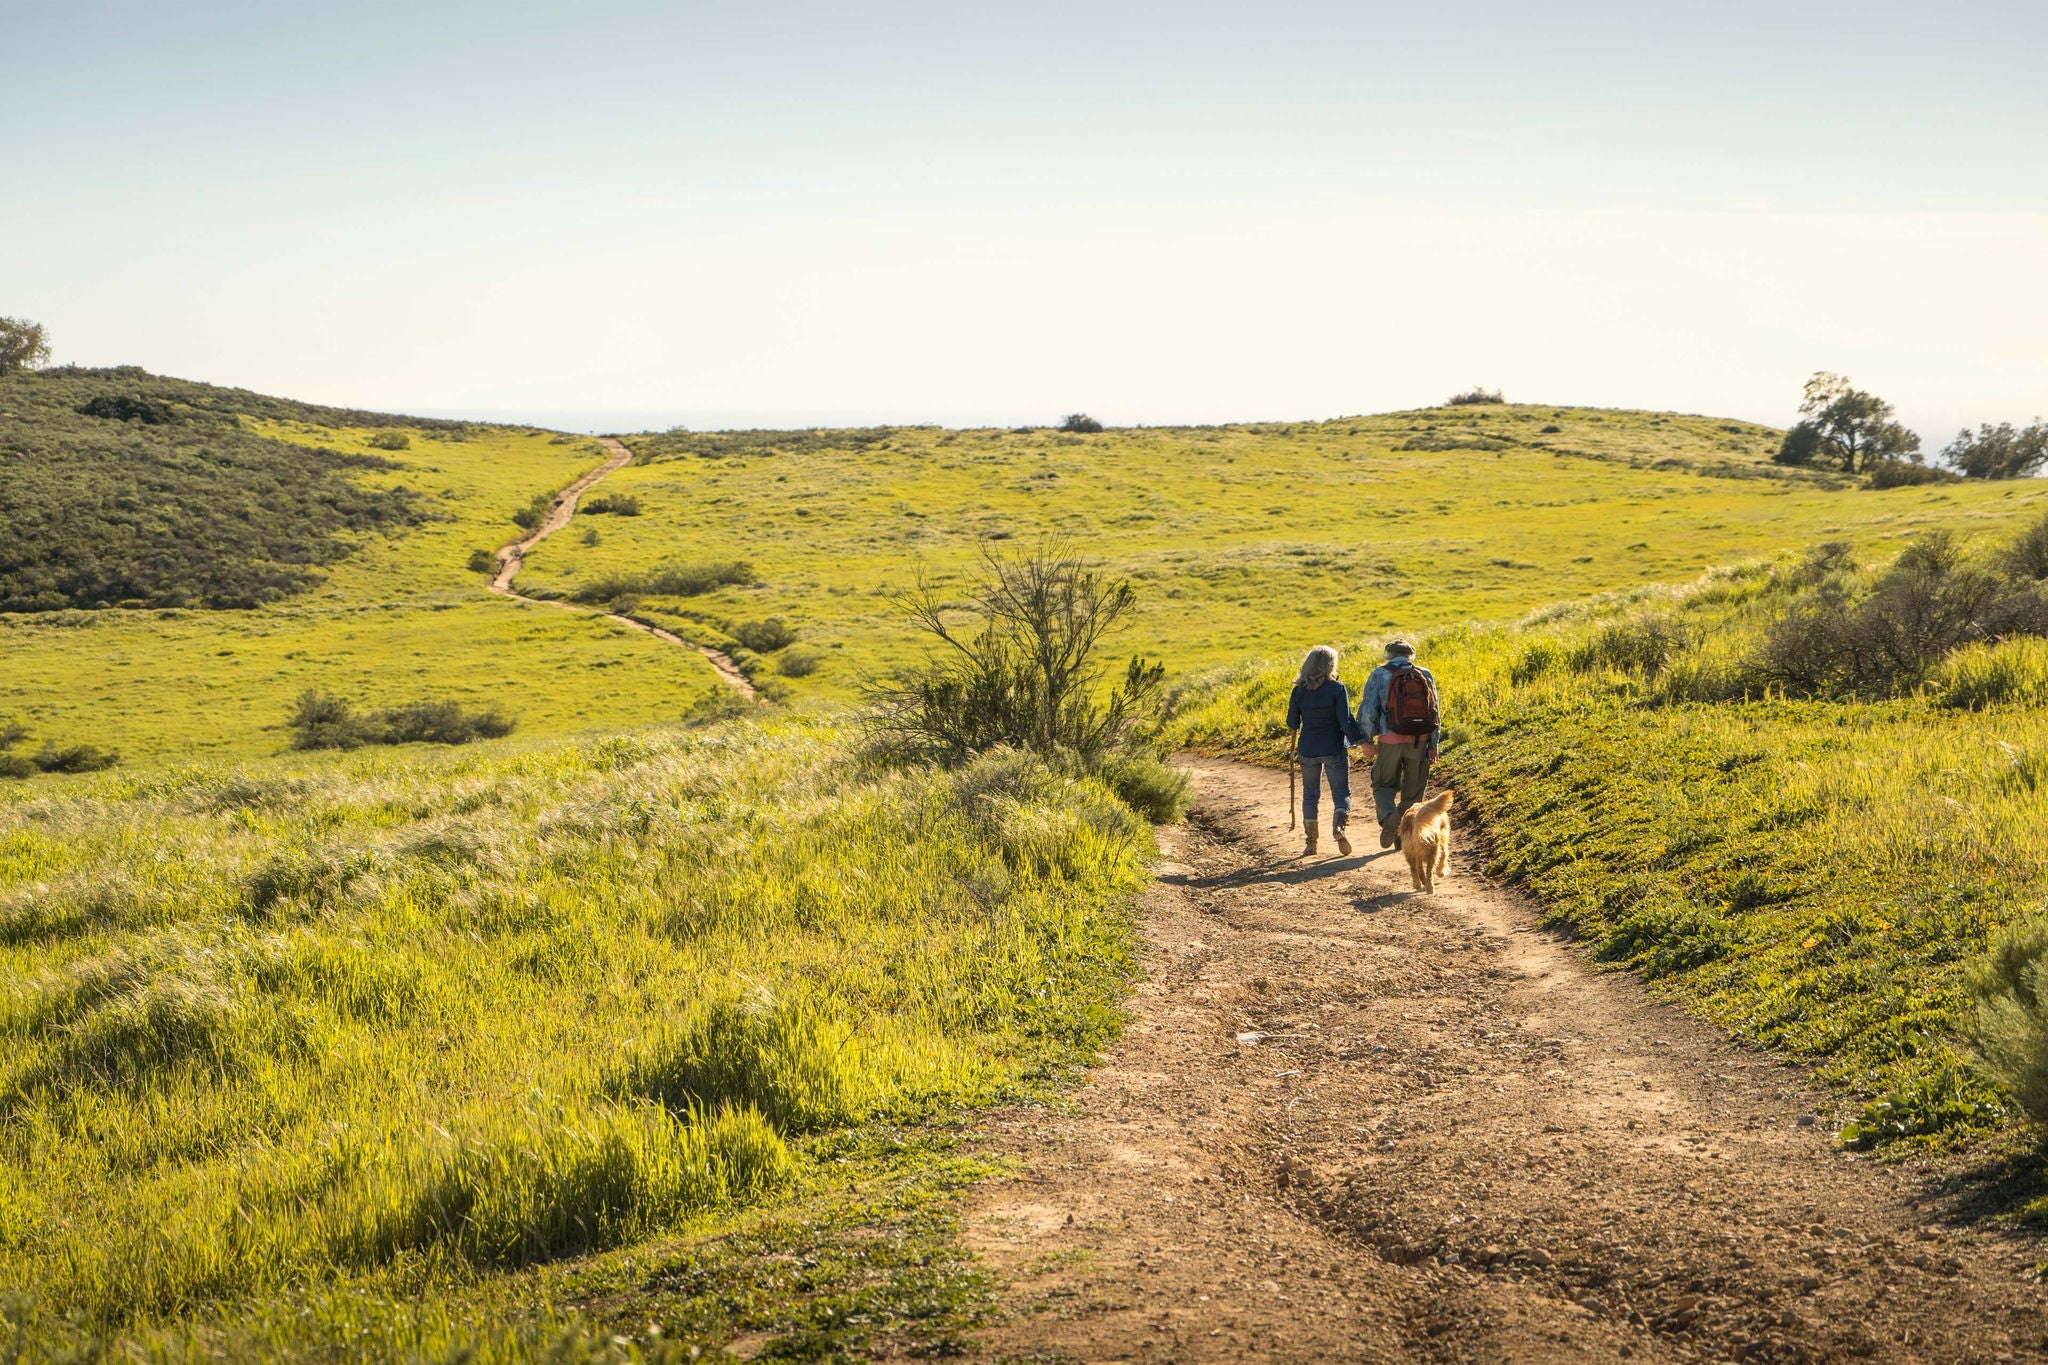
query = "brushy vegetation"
(864, 542, 1166, 772)
(1168, 519, 2048, 1149)
(0, 716, 1150, 1356)
(1444, 386, 1505, 406)
(0, 721, 118, 778)
(567, 561, 753, 605)
(286, 689, 517, 750)
(0, 369, 428, 612)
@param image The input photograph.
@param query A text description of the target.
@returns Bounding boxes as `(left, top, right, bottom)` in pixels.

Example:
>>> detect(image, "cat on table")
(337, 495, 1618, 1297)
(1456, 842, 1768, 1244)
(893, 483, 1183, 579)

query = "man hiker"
(1285, 645, 1364, 857)
(1357, 638, 1440, 850)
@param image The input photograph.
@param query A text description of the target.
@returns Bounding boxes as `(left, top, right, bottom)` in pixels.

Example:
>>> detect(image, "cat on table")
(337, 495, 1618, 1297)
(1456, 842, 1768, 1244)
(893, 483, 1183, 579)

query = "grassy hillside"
(516, 406, 2046, 703)
(1168, 520, 2048, 1148)
(0, 372, 732, 765)
(6, 387, 2045, 769)
(0, 718, 1149, 1358)
(0, 369, 426, 612)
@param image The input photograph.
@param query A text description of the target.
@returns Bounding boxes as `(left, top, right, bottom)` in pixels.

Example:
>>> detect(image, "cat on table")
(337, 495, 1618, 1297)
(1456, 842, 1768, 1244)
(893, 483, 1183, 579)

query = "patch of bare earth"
(966, 756, 2048, 1363)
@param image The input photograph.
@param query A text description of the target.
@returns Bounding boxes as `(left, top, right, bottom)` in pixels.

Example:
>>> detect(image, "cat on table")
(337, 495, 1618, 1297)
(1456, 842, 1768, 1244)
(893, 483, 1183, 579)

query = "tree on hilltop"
(1059, 413, 1104, 433)
(1945, 421, 2048, 480)
(0, 317, 50, 375)
(1773, 372, 1921, 475)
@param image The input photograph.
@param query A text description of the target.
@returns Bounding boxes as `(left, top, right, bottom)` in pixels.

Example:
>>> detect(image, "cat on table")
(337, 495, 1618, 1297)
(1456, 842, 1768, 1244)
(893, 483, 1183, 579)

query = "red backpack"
(1386, 667, 1439, 737)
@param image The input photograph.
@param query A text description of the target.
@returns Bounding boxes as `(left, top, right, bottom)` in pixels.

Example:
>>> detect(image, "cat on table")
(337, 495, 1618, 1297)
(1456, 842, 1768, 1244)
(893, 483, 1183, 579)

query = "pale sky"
(6, 1, 2045, 441)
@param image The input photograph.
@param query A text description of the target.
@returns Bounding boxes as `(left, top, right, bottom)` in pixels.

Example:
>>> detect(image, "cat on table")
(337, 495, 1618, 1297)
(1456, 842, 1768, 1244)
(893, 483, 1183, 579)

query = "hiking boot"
(1302, 819, 1319, 856)
(1379, 818, 1397, 850)
(1333, 819, 1353, 857)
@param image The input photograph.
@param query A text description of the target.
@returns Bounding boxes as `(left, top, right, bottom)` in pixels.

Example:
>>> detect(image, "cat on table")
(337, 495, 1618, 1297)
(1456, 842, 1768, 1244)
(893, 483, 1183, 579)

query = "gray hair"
(1297, 645, 1339, 689)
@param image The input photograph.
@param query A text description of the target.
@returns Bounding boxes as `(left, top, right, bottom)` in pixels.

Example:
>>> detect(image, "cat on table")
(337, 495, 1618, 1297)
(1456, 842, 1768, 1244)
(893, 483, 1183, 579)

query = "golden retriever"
(1399, 790, 1454, 893)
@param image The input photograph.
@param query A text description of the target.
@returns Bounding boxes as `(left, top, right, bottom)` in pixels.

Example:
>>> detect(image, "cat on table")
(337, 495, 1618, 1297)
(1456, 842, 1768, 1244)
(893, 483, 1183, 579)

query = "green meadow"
(0, 721, 1147, 1358)
(516, 407, 2048, 703)
(0, 403, 728, 766)
(10, 368, 2048, 1356)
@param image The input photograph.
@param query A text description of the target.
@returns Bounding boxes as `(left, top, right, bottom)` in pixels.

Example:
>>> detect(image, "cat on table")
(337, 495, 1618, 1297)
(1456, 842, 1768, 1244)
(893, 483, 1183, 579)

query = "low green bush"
(731, 618, 796, 653)
(569, 560, 752, 603)
(1965, 919, 2048, 1125)
(580, 494, 640, 516)
(1100, 753, 1191, 824)
(776, 645, 825, 678)
(365, 431, 410, 451)
(286, 690, 515, 750)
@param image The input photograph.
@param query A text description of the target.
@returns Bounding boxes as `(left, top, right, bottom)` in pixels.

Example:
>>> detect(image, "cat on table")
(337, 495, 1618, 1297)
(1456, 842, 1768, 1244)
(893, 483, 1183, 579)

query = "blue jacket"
(1286, 678, 1362, 757)
(1358, 658, 1441, 749)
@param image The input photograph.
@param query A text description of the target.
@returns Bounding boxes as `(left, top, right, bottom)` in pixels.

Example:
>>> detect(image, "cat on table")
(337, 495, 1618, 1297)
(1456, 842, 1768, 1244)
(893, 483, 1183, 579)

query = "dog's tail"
(1414, 789, 1455, 821)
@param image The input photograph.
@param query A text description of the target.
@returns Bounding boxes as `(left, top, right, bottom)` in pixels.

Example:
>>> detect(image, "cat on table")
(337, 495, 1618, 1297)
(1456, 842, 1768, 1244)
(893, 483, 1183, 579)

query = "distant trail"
(968, 756, 2044, 1363)
(488, 437, 756, 698)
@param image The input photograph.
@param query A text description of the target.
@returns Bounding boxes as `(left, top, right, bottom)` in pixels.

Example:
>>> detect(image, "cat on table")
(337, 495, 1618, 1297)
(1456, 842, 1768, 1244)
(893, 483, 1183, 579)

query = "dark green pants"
(1372, 742, 1432, 829)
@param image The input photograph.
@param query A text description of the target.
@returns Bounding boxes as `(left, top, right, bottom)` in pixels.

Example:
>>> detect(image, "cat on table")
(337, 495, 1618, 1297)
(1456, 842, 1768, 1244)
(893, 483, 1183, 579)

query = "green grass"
(1166, 549, 2048, 1147)
(0, 718, 1150, 1357)
(0, 413, 731, 765)
(516, 407, 2048, 708)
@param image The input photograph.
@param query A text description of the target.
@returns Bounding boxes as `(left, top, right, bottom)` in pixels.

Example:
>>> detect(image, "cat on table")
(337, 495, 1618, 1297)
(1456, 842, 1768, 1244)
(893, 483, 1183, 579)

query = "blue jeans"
(1300, 752, 1352, 824)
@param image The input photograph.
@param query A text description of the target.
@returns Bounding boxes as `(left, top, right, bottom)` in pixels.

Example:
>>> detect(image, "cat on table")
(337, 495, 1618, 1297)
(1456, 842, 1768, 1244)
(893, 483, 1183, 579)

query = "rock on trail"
(967, 756, 2046, 1363)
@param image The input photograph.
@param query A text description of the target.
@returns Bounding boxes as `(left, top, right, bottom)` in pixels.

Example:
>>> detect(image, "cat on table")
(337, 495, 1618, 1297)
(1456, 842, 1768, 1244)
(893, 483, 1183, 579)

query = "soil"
(966, 756, 2048, 1363)
(489, 438, 755, 696)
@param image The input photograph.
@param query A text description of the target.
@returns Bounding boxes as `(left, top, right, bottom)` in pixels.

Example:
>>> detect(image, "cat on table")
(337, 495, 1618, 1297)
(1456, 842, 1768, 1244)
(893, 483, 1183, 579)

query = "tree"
(1944, 421, 2048, 480)
(1772, 372, 1921, 474)
(0, 317, 50, 375)
(1058, 413, 1103, 433)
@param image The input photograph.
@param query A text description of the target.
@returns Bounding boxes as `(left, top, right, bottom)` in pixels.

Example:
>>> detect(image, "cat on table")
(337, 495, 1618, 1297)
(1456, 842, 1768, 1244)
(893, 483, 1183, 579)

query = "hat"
(1385, 638, 1415, 658)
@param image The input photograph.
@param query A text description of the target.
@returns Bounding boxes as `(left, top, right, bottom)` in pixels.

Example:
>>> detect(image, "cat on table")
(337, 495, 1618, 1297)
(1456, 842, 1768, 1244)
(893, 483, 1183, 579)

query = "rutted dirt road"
(489, 437, 755, 696)
(969, 757, 2047, 1363)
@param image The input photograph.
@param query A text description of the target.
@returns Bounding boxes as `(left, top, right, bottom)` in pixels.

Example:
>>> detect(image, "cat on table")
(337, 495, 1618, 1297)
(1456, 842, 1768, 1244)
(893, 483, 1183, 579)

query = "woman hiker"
(1285, 645, 1365, 857)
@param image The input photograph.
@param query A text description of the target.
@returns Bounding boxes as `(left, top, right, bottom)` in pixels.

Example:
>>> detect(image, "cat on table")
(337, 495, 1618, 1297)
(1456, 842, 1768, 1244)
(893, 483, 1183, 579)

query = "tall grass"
(0, 716, 1149, 1348)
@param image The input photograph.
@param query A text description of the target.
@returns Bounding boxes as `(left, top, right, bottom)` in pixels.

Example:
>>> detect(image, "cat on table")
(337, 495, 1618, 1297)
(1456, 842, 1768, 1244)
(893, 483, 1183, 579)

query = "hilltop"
(5, 384, 2044, 766)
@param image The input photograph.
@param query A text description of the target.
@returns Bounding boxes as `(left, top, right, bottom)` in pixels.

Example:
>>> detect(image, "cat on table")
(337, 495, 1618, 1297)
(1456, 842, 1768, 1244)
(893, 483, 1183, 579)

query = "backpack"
(1385, 667, 1439, 737)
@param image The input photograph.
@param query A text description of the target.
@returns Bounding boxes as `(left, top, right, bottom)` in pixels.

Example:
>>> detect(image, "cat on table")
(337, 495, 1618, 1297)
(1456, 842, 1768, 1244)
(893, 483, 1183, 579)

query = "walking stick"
(1288, 762, 1296, 831)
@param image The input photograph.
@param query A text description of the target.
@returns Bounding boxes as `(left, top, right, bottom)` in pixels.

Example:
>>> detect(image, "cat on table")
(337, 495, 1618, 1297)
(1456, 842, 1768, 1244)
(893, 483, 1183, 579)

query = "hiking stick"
(1288, 763, 1296, 831)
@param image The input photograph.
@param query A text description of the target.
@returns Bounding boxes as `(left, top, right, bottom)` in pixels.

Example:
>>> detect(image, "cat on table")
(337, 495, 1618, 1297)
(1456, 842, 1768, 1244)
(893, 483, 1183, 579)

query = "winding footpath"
(488, 437, 755, 697)
(967, 757, 2047, 1363)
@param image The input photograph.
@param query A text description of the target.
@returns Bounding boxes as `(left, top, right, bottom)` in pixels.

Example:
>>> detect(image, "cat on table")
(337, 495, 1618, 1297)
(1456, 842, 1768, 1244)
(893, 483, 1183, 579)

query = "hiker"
(1285, 645, 1363, 857)
(1357, 638, 1441, 850)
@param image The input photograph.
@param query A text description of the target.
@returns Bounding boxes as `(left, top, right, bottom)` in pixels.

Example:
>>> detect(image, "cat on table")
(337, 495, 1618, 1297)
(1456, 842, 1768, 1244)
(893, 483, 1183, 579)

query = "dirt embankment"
(489, 437, 754, 697)
(968, 756, 2047, 1363)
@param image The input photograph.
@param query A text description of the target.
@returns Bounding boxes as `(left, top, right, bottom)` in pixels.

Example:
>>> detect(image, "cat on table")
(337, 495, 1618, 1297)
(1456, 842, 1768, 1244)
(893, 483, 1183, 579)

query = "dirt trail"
(968, 757, 2046, 1363)
(488, 437, 755, 696)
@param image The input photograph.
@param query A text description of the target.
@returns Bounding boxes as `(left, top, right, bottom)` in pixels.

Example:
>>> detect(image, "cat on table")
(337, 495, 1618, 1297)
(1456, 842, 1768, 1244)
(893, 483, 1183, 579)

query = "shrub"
(287, 690, 515, 750)
(1754, 532, 2022, 697)
(1444, 387, 1504, 406)
(2000, 512, 2048, 583)
(1100, 753, 1191, 824)
(0, 753, 35, 779)
(568, 561, 752, 603)
(1058, 413, 1104, 433)
(365, 431, 410, 451)
(1865, 455, 1953, 488)
(775, 646, 825, 678)
(0, 316, 51, 375)
(1966, 920, 2048, 1125)
(1573, 614, 1693, 679)
(730, 618, 796, 653)
(466, 548, 496, 574)
(581, 494, 641, 516)
(510, 493, 552, 530)
(864, 541, 1165, 768)
(31, 742, 118, 774)
(75, 395, 178, 425)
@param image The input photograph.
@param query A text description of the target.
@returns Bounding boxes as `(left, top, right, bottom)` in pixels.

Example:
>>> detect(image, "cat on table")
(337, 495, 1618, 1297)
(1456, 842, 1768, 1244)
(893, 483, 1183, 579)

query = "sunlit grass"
(0, 717, 1149, 1355)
